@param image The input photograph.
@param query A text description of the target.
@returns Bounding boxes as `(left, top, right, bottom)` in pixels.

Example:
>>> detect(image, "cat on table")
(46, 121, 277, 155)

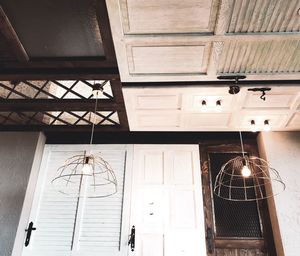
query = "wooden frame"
(199, 140, 276, 255)
(0, 0, 119, 79)
(0, 78, 129, 131)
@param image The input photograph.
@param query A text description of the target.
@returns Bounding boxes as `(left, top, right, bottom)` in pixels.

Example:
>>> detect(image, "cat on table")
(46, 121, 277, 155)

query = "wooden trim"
(96, 0, 117, 62)
(0, 68, 119, 80)
(0, 99, 121, 112)
(110, 78, 129, 130)
(122, 80, 300, 88)
(44, 132, 258, 144)
(0, 124, 126, 132)
(0, 58, 117, 69)
(215, 239, 265, 249)
(199, 140, 276, 254)
(0, 6, 29, 62)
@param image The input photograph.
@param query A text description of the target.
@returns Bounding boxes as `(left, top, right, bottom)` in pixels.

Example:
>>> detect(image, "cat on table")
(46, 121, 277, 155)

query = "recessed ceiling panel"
(120, 0, 216, 34)
(1, 0, 104, 57)
(127, 45, 206, 74)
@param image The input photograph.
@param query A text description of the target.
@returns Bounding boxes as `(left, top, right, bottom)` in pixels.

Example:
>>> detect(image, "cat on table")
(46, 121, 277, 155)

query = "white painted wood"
(120, 0, 215, 34)
(124, 86, 300, 131)
(12, 133, 46, 256)
(127, 45, 206, 74)
(129, 145, 206, 256)
(106, 0, 300, 82)
(16, 144, 132, 256)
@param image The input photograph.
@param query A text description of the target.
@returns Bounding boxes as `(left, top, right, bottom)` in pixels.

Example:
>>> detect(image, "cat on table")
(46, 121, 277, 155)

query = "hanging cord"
(239, 131, 245, 158)
(89, 91, 99, 145)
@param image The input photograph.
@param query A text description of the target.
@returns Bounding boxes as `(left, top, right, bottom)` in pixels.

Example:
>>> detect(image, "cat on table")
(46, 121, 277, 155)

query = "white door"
(129, 145, 207, 256)
(14, 144, 133, 256)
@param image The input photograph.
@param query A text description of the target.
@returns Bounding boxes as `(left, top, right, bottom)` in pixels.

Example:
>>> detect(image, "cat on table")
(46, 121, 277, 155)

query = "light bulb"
(264, 120, 271, 132)
(216, 100, 222, 112)
(251, 120, 257, 132)
(82, 157, 93, 174)
(201, 100, 207, 112)
(82, 163, 92, 174)
(241, 165, 251, 177)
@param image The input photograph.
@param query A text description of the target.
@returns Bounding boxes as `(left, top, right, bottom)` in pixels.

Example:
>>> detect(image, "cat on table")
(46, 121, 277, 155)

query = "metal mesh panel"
(210, 153, 263, 238)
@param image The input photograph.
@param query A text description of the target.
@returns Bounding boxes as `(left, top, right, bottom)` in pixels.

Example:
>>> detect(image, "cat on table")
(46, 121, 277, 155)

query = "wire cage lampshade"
(51, 152, 118, 198)
(214, 154, 285, 201)
(51, 81, 118, 198)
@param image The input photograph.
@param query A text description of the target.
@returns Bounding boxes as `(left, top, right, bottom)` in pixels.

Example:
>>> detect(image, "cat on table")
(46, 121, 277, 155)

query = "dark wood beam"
(0, 6, 29, 62)
(0, 99, 121, 112)
(110, 78, 129, 129)
(122, 80, 300, 88)
(96, 0, 116, 62)
(0, 124, 127, 132)
(215, 239, 265, 250)
(45, 131, 258, 144)
(0, 68, 119, 80)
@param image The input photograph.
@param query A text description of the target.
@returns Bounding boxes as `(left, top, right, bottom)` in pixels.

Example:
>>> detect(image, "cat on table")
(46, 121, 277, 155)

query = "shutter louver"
(22, 146, 128, 256)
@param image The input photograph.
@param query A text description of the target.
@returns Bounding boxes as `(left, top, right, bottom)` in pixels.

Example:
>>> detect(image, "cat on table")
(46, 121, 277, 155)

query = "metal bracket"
(248, 88, 271, 101)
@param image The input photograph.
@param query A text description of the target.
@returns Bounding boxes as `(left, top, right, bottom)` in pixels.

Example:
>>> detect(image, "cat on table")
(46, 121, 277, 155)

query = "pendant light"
(214, 131, 285, 201)
(51, 82, 118, 198)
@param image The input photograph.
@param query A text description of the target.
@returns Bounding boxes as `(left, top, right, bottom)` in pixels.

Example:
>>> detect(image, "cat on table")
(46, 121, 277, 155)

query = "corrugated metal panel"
(226, 0, 300, 33)
(218, 39, 300, 74)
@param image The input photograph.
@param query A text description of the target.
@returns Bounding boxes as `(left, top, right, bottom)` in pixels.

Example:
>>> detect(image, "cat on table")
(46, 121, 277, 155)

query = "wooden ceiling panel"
(120, 0, 218, 34)
(1, 0, 104, 57)
(124, 86, 300, 131)
(127, 44, 208, 75)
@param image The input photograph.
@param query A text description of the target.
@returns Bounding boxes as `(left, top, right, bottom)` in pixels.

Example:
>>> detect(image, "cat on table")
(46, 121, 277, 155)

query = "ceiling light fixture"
(250, 120, 257, 132)
(264, 120, 271, 132)
(201, 100, 208, 112)
(51, 81, 118, 198)
(214, 130, 285, 201)
(214, 76, 285, 201)
(216, 100, 222, 112)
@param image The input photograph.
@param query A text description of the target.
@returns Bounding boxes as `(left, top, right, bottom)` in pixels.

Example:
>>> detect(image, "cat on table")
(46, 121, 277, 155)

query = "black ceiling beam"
(122, 80, 300, 88)
(0, 99, 121, 112)
(45, 131, 258, 144)
(0, 124, 127, 132)
(0, 6, 29, 62)
(96, 0, 117, 62)
(0, 68, 119, 80)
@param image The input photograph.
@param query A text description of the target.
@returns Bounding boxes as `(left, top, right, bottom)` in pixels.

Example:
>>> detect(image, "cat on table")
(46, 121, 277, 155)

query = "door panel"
(130, 145, 206, 256)
(18, 144, 131, 256)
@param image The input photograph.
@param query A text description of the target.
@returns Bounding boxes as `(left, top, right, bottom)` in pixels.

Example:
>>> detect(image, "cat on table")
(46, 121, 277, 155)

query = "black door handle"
(25, 221, 36, 247)
(128, 225, 135, 251)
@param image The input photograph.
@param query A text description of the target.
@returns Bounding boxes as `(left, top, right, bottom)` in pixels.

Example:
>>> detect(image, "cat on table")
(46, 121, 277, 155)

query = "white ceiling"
(107, 0, 300, 82)
(124, 86, 300, 131)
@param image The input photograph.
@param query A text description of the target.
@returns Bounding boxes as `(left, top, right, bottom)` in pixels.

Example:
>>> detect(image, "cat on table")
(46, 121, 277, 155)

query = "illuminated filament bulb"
(201, 100, 208, 112)
(82, 156, 93, 174)
(216, 100, 222, 112)
(241, 164, 251, 177)
(264, 120, 271, 132)
(250, 120, 257, 132)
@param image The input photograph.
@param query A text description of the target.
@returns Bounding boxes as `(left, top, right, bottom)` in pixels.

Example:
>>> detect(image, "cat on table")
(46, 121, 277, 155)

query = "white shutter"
(77, 149, 126, 254)
(21, 145, 131, 256)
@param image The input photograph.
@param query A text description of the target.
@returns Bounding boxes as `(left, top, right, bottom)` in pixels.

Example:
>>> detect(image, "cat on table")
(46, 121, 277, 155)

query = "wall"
(258, 132, 300, 256)
(0, 132, 45, 256)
